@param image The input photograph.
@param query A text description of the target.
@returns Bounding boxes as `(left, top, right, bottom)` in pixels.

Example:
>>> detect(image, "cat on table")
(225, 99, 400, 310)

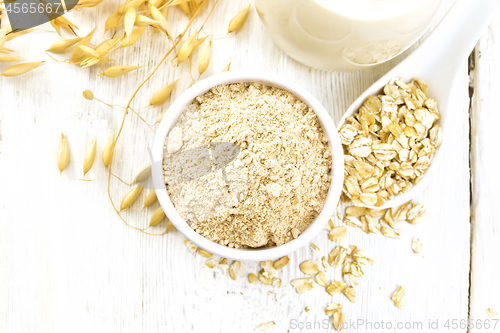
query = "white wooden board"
(0, 0, 494, 332)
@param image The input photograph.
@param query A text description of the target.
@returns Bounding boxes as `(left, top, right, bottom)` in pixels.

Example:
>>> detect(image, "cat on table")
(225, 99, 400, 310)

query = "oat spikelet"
(134, 15, 160, 27)
(220, 57, 231, 72)
(124, 7, 136, 42)
(0, 54, 24, 62)
(142, 189, 157, 209)
(82, 89, 94, 100)
(150, 80, 178, 105)
(149, 206, 166, 226)
(105, 12, 123, 31)
(228, 5, 251, 33)
(133, 163, 152, 183)
(99, 65, 142, 77)
(102, 129, 115, 167)
(120, 27, 146, 48)
(177, 31, 197, 63)
(120, 185, 143, 211)
(150, 6, 172, 38)
(47, 37, 83, 53)
(57, 133, 70, 174)
(198, 36, 212, 75)
(1, 61, 46, 77)
(83, 136, 97, 176)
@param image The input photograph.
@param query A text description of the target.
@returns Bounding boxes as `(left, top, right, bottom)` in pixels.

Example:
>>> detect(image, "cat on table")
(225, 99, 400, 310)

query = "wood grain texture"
(0, 0, 483, 332)
(469, 9, 500, 333)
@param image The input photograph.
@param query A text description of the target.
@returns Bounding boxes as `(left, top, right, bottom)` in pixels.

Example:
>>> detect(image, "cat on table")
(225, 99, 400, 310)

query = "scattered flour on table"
(163, 83, 332, 248)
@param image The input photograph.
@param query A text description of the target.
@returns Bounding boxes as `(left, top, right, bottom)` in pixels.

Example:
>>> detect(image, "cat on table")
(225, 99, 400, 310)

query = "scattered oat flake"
(325, 303, 342, 317)
(299, 260, 320, 276)
(392, 285, 405, 308)
(305, 306, 311, 312)
(273, 256, 289, 270)
(326, 281, 347, 296)
(291, 278, 314, 294)
(488, 308, 498, 318)
(229, 261, 242, 280)
(329, 226, 347, 242)
(411, 238, 423, 253)
(183, 239, 197, 254)
(332, 309, 346, 331)
(205, 259, 216, 268)
(344, 286, 356, 303)
(257, 321, 276, 331)
(248, 273, 258, 284)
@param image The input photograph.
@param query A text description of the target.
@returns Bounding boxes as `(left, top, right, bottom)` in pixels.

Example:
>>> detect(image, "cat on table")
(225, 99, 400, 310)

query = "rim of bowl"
(151, 70, 345, 261)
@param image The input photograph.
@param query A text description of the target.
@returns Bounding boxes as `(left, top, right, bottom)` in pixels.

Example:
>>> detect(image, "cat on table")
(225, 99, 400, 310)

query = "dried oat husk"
(120, 185, 143, 211)
(50, 15, 79, 37)
(78, 28, 96, 47)
(102, 129, 115, 167)
(120, 27, 147, 48)
(197, 36, 212, 75)
(1, 61, 46, 77)
(166, 221, 176, 232)
(124, 7, 137, 42)
(83, 136, 97, 176)
(150, 80, 178, 105)
(220, 57, 231, 72)
(99, 65, 142, 78)
(228, 5, 251, 33)
(57, 133, 70, 174)
(142, 189, 157, 209)
(95, 37, 123, 56)
(155, 109, 168, 124)
(133, 163, 152, 183)
(0, 54, 24, 62)
(149, 206, 166, 226)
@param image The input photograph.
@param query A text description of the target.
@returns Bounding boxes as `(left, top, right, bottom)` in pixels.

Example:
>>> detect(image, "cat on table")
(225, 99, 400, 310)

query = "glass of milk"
(255, 0, 443, 71)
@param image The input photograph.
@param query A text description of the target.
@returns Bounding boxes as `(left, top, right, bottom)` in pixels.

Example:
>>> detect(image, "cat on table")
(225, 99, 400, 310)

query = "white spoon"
(338, 0, 500, 209)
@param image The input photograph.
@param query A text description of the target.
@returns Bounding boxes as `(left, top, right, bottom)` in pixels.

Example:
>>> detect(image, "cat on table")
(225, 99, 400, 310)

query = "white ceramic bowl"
(151, 71, 344, 261)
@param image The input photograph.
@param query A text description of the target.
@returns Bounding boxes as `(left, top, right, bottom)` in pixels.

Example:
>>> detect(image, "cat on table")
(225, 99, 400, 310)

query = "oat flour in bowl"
(163, 83, 332, 248)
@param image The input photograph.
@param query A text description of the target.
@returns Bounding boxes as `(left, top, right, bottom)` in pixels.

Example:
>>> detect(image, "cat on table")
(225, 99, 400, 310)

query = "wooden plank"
(469, 11, 500, 333)
(0, 0, 473, 332)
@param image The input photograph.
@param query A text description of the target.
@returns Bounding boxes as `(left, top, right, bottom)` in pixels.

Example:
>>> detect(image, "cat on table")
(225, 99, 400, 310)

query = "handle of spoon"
(398, 0, 500, 80)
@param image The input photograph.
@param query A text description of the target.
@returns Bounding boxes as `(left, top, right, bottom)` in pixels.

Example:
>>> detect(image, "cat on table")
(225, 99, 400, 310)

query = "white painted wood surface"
(0, 0, 497, 332)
